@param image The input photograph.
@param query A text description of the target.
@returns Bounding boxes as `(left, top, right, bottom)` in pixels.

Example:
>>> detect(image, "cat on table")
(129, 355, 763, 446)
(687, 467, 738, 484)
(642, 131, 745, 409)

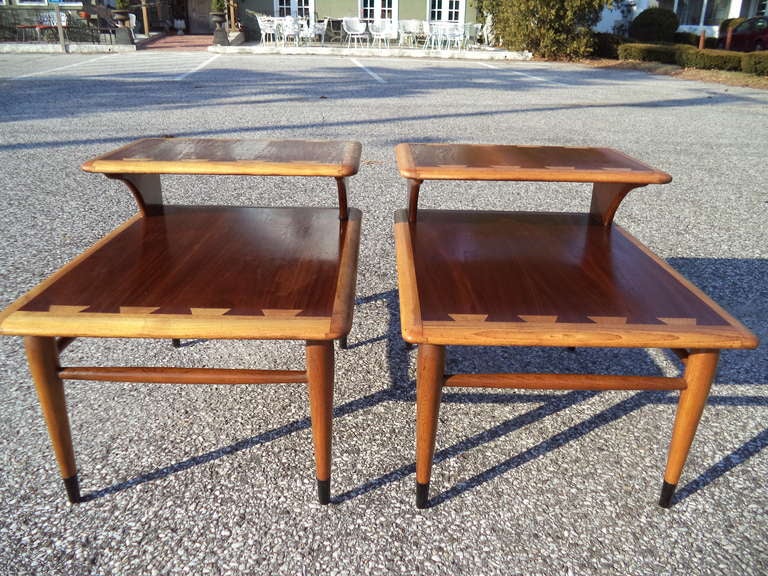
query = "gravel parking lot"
(0, 52, 766, 575)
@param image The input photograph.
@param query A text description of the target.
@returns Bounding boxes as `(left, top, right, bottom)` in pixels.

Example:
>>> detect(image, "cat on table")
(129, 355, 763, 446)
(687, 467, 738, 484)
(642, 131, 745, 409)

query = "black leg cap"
(317, 479, 330, 505)
(659, 481, 677, 508)
(339, 336, 348, 350)
(416, 482, 429, 509)
(172, 338, 181, 348)
(64, 475, 81, 504)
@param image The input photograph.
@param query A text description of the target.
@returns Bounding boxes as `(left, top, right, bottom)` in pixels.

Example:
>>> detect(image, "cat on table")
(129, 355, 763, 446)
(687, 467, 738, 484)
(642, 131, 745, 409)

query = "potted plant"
(112, 0, 135, 44)
(210, 0, 226, 25)
(210, 0, 229, 45)
(112, 0, 131, 26)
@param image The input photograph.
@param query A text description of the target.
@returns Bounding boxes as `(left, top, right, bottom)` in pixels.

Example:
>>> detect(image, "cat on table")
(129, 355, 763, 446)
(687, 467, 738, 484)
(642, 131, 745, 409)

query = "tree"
(478, 0, 608, 60)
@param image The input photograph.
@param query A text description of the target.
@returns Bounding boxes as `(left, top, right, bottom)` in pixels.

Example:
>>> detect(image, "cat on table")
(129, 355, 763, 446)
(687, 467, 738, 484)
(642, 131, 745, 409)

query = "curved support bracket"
(107, 173, 164, 217)
(335, 176, 349, 221)
(589, 182, 645, 227)
(407, 178, 423, 223)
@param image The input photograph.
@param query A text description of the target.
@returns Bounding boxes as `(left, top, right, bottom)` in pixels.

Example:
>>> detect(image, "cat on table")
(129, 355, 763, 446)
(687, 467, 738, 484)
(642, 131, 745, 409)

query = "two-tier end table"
(393, 143, 758, 509)
(0, 137, 362, 505)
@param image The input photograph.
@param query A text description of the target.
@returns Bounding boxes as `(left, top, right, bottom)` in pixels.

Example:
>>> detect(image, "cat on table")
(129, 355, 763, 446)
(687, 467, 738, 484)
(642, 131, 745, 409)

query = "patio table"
(0, 137, 362, 505)
(394, 142, 758, 508)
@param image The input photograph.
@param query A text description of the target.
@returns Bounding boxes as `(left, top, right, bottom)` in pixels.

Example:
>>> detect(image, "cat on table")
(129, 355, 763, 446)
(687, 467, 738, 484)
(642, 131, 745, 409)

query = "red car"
(720, 16, 768, 51)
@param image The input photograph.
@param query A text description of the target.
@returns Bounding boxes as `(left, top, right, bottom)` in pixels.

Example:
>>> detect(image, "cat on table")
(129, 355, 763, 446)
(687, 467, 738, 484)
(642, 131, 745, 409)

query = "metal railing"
(0, 6, 118, 45)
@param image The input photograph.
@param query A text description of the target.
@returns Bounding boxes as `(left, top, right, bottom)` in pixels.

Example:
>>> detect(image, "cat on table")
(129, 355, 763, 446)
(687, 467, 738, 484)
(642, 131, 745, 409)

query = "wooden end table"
(0, 137, 362, 505)
(394, 142, 758, 509)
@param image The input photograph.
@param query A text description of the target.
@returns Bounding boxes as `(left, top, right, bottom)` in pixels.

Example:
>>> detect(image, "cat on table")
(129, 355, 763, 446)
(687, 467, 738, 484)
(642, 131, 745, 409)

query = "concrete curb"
(0, 42, 137, 53)
(208, 43, 533, 60)
(0, 33, 162, 54)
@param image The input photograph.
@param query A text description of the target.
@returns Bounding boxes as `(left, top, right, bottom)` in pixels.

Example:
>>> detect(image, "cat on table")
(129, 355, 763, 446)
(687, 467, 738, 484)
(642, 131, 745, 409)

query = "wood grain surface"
(395, 143, 672, 184)
(394, 209, 757, 349)
(82, 138, 363, 178)
(1, 207, 361, 340)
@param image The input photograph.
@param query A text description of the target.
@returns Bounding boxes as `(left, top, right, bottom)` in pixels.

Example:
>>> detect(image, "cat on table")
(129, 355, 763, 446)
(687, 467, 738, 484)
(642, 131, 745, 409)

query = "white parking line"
(478, 61, 567, 86)
(350, 58, 386, 83)
(174, 54, 221, 81)
(13, 54, 112, 80)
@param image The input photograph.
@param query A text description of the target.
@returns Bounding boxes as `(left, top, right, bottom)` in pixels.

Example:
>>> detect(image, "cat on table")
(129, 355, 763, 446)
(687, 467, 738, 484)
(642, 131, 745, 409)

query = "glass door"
(429, 0, 463, 23)
(360, 0, 397, 21)
(275, 0, 314, 22)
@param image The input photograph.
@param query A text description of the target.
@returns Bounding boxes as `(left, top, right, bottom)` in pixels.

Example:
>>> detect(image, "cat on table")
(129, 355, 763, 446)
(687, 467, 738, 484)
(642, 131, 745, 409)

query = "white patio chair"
(370, 19, 396, 48)
(463, 23, 481, 49)
(301, 17, 327, 44)
(342, 17, 367, 47)
(398, 19, 421, 47)
(278, 15, 300, 46)
(444, 23, 464, 50)
(423, 21, 445, 49)
(258, 16, 276, 43)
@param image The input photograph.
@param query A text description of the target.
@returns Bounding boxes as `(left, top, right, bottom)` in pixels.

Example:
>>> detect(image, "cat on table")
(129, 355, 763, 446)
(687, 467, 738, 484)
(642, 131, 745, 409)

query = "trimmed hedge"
(619, 42, 768, 75)
(677, 47, 743, 71)
(618, 43, 679, 64)
(742, 51, 768, 76)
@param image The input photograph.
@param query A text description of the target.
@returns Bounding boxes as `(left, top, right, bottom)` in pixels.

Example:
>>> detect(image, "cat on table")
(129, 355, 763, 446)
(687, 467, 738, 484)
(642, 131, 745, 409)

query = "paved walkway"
(139, 33, 212, 51)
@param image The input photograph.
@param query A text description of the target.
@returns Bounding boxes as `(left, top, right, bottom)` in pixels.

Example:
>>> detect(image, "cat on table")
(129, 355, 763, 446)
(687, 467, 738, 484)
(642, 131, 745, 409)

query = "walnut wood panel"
(0, 207, 361, 340)
(82, 138, 362, 178)
(443, 373, 686, 391)
(25, 337, 77, 480)
(415, 344, 444, 487)
(395, 143, 672, 184)
(58, 366, 308, 384)
(663, 350, 720, 486)
(394, 209, 757, 349)
(306, 340, 334, 487)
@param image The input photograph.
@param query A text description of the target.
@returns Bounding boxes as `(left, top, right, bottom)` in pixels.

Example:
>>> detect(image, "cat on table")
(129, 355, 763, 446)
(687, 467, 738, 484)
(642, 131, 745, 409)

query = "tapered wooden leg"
(306, 340, 334, 504)
(415, 344, 445, 509)
(659, 349, 720, 508)
(24, 336, 80, 503)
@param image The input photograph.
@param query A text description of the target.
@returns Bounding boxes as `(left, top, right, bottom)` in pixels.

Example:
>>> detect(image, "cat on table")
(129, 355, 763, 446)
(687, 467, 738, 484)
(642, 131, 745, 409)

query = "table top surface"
(394, 209, 756, 349)
(81, 138, 363, 178)
(395, 143, 672, 184)
(0, 206, 361, 340)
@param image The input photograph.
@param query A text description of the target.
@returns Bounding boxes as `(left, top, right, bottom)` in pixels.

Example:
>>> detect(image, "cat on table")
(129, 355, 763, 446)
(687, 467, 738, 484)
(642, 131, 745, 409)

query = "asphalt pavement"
(0, 52, 766, 575)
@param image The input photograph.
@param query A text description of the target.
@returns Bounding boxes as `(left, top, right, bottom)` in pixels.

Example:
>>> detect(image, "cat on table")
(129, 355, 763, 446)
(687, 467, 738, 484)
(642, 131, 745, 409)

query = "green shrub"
(477, 0, 605, 60)
(677, 47, 743, 70)
(593, 32, 625, 58)
(618, 43, 765, 74)
(629, 8, 679, 43)
(618, 42, 679, 64)
(210, 0, 226, 12)
(741, 51, 768, 75)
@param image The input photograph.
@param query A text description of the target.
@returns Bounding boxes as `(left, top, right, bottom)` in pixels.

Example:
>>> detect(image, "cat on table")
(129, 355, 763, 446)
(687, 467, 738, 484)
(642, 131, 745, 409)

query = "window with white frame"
(275, 0, 314, 20)
(360, 0, 395, 21)
(16, 0, 46, 5)
(429, 0, 463, 22)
